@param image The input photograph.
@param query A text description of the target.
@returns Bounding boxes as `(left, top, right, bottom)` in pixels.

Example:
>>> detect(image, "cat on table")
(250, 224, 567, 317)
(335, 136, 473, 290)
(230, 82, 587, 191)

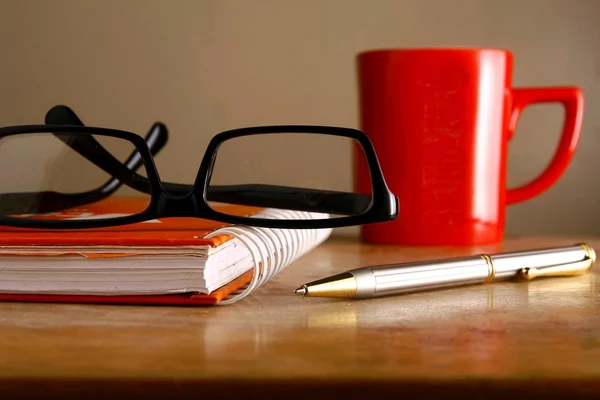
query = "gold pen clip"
(518, 243, 596, 281)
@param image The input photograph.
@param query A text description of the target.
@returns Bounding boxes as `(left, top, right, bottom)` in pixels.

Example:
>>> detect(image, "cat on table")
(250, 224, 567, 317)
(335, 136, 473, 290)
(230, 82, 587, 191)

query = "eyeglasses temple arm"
(99, 122, 168, 195)
(45, 105, 169, 196)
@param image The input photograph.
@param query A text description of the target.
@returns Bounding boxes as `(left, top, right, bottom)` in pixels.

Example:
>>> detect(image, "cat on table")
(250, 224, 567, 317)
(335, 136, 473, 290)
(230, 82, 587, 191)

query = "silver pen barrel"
(348, 243, 595, 299)
(349, 255, 491, 298)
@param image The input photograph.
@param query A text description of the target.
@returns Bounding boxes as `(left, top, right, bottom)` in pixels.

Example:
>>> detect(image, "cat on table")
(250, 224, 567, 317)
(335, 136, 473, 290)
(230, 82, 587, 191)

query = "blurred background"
(0, 0, 598, 237)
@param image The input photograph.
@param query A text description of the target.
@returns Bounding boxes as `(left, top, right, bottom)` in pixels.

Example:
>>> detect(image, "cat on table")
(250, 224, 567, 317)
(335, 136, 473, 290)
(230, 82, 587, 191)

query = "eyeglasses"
(0, 105, 398, 230)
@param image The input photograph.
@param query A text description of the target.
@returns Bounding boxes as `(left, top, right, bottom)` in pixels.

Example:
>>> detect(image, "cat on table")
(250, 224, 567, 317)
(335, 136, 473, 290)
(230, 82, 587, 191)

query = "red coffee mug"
(354, 48, 584, 246)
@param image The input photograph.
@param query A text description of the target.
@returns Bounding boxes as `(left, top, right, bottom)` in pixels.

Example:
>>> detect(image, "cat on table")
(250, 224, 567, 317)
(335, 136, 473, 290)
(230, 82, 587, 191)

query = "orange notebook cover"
(0, 197, 266, 306)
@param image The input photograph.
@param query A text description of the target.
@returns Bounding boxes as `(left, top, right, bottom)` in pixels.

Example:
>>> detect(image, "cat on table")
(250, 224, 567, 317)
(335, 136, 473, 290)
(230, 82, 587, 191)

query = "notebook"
(0, 197, 332, 305)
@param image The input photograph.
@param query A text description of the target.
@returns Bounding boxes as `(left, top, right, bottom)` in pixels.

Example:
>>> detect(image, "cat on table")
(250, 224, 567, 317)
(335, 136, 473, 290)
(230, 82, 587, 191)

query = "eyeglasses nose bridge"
(154, 192, 201, 218)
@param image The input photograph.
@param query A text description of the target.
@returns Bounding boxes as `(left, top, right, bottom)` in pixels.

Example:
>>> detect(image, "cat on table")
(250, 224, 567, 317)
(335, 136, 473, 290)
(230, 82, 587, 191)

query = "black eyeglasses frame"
(0, 123, 398, 230)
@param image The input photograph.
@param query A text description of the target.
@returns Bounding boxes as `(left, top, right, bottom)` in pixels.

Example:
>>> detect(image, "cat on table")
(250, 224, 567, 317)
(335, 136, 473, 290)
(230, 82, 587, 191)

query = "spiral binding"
(205, 209, 331, 305)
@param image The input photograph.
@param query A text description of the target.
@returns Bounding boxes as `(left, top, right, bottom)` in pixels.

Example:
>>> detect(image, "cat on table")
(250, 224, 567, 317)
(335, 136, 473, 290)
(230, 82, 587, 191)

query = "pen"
(294, 243, 596, 299)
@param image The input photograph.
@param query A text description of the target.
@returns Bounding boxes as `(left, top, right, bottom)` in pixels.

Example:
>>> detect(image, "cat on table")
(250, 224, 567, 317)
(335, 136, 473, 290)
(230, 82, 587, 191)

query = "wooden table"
(1, 236, 600, 399)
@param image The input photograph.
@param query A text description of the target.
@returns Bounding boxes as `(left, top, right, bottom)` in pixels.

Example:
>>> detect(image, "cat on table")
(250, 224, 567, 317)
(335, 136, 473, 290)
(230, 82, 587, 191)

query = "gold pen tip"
(294, 286, 307, 296)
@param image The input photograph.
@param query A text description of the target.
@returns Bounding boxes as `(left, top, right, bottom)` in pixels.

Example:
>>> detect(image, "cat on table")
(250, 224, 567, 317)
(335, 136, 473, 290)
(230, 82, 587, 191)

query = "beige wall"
(0, 0, 598, 237)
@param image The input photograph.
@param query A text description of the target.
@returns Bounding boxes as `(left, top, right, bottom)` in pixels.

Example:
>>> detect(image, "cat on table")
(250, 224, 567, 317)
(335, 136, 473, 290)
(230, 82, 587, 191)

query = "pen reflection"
(508, 273, 599, 371)
(199, 274, 598, 374)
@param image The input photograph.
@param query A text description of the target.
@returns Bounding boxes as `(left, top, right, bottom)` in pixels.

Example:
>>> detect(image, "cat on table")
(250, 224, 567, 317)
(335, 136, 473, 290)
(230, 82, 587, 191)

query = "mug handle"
(506, 87, 584, 205)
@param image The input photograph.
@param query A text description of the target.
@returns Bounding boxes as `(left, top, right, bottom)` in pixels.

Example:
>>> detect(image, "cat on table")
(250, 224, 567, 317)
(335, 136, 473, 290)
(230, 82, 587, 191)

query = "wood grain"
(1, 236, 600, 399)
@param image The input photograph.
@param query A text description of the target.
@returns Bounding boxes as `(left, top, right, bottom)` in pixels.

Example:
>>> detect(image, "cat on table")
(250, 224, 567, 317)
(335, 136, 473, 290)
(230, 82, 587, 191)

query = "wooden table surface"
(1, 236, 600, 399)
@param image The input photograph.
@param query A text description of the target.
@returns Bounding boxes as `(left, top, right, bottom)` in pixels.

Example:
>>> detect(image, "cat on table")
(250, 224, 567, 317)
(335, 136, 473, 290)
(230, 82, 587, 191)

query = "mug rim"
(357, 47, 513, 57)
